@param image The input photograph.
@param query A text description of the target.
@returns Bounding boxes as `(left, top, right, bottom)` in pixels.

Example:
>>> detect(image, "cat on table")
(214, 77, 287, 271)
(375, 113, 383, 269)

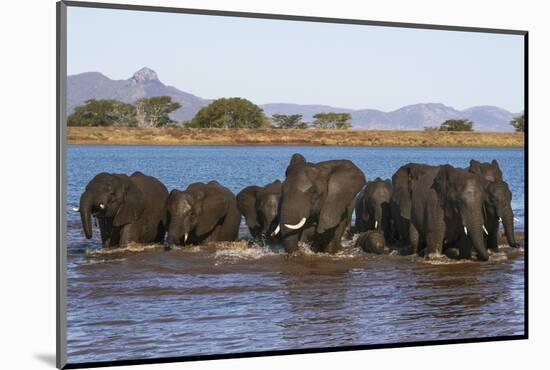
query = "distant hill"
(67, 67, 210, 121)
(68, 67, 521, 131)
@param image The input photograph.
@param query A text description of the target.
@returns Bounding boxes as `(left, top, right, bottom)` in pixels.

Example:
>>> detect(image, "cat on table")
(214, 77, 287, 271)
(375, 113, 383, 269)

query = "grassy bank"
(67, 127, 524, 147)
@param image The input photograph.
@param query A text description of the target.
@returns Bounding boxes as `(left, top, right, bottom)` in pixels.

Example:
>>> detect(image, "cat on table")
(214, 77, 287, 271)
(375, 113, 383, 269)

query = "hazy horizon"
(67, 7, 525, 112)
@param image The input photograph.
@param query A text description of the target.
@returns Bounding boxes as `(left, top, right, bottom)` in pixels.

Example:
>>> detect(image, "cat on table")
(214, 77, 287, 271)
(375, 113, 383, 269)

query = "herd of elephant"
(74, 153, 519, 261)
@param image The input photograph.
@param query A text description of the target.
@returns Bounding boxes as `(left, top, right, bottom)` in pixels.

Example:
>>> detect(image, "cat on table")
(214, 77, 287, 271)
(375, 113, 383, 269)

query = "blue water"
(65, 145, 525, 364)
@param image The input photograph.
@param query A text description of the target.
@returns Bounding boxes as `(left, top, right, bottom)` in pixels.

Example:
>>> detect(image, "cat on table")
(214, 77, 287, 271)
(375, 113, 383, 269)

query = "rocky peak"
(130, 67, 159, 83)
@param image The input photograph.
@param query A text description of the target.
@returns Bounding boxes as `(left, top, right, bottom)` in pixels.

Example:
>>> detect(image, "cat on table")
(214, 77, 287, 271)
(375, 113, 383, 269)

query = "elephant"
(237, 180, 282, 241)
(467, 159, 518, 250)
(77, 171, 168, 247)
(355, 230, 386, 254)
(165, 181, 240, 247)
(409, 165, 489, 261)
(483, 180, 519, 250)
(278, 153, 366, 254)
(390, 163, 436, 246)
(355, 177, 394, 242)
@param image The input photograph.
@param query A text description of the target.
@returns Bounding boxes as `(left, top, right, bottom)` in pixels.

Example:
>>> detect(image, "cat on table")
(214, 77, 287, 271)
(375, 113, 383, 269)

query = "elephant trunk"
(166, 216, 190, 247)
(283, 233, 300, 254)
(261, 210, 278, 236)
(501, 208, 518, 248)
(79, 191, 94, 239)
(464, 215, 489, 261)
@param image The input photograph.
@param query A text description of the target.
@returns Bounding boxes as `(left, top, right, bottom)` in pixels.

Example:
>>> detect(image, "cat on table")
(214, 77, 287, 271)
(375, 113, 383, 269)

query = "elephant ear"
(113, 180, 145, 227)
(195, 191, 229, 236)
(236, 186, 260, 230)
(318, 168, 365, 233)
(285, 154, 307, 177)
(491, 159, 504, 180)
(469, 160, 482, 175)
(433, 165, 454, 210)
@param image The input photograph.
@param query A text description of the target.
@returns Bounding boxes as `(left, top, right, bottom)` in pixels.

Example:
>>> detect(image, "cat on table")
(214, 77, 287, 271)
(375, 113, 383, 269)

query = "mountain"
(262, 102, 519, 131)
(67, 67, 210, 121)
(67, 68, 520, 131)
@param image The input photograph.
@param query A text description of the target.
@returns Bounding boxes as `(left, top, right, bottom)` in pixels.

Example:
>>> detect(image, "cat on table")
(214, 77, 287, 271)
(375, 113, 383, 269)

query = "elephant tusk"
(99, 203, 105, 209)
(184, 233, 188, 243)
(482, 225, 489, 235)
(374, 221, 378, 230)
(271, 224, 280, 236)
(72, 207, 80, 212)
(514, 217, 519, 222)
(463, 226, 468, 236)
(285, 217, 307, 230)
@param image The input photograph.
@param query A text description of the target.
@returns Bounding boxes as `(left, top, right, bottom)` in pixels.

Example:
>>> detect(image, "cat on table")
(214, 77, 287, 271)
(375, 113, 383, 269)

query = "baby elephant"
(356, 231, 386, 254)
(165, 181, 240, 247)
(355, 178, 393, 242)
(237, 180, 282, 241)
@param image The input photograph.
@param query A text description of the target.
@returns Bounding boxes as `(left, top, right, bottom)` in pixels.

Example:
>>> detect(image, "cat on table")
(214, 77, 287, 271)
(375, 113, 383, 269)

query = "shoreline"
(67, 127, 525, 147)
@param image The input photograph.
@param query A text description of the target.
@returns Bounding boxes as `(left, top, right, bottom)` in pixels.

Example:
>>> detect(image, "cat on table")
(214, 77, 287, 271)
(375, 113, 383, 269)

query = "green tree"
(135, 96, 181, 127)
(439, 119, 474, 132)
(190, 97, 268, 128)
(67, 99, 137, 127)
(312, 112, 352, 129)
(271, 114, 308, 129)
(510, 113, 525, 132)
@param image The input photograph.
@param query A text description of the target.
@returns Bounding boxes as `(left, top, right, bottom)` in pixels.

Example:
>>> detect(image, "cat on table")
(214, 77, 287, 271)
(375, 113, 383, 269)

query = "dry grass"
(67, 127, 524, 147)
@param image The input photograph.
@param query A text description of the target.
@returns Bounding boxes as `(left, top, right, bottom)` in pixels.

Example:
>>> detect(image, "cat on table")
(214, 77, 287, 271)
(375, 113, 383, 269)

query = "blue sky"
(67, 7, 524, 112)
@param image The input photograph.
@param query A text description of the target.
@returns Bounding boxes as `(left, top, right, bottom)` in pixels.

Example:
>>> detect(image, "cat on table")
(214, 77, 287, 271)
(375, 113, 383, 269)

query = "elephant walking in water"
(165, 181, 240, 247)
(467, 159, 518, 250)
(390, 163, 435, 247)
(278, 154, 366, 254)
(77, 171, 169, 247)
(237, 180, 282, 242)
(355, 178, 394, 243)
(409, 165, 489, 261)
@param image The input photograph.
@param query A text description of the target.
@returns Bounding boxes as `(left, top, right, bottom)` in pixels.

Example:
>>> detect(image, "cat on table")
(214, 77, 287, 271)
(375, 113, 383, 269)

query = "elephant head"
(486, 180, 518, 248)
(79, 173, 144, 245)
(433, 165, 489, 261)
(468, 159, 503, 182)
(237, 180, 282, 239)
(165, 182, 229, 247)
(392, 163, 434, 220)
(279, 154, 366, 253)
(360, 178, 392, 231)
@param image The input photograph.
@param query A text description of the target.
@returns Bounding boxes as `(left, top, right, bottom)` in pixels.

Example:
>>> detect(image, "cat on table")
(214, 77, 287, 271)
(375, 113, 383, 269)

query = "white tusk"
(271, 224, 280, 236)
(464, 226, 468, 236)
(482, 225, 489, 235)
(284, 217, 307, 230)
(99, 203, 105, 209)
(514, 217, 519, 222)
(374, 221, 378, 230)
(184, 233, 188, 243)
(72, 207, 80, 212)
(498, 217, 502, 223)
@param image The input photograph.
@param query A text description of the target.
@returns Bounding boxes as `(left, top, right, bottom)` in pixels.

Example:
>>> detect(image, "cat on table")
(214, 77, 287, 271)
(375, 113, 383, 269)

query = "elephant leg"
(425, 230, 444, 259)
(486, 221, 499, 252)
(324, 219, 348, 254)
(155, 221, 166, 244)
(399, 217, 410, 246)
(457, 233, 472, 259)
(409, 223, 419, 255)
(118, 224, 137, 247)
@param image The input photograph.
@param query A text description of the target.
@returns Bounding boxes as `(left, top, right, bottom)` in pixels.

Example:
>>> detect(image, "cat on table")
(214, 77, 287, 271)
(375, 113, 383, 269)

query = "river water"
(66, 145, 525, 364)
